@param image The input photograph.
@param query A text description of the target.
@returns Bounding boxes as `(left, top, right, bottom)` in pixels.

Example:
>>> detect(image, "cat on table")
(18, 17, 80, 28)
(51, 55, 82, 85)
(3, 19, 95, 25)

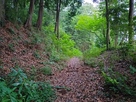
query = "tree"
(54, 0, 61, 38)
(108, 0, 128, 48)
(105, 0, 110, 50)
(24, 0, 35, 29)
(63, 0, 82, 34)
(54, 0, 83, 38)
(128, 0, 134, 44)
(0, 0, 5, 26)
(36, 0, 44, 30)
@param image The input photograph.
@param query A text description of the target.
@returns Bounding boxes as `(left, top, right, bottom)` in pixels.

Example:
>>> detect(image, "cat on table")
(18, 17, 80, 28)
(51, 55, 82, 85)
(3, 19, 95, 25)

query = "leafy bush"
(129, 65, 136, 74)
(44, 31, 82, 61)
(102, 70, 136, 96)
(0, 68, 56, 102)
(0, 81, 17, 102)
(5, 0, 28, 23)
(40, 67, 52, 75)
(128, 44, 136, 64)
(52, 33, 82, 58)
(49, 49, 61, 62)
(31, 32, 43, 45)
(83, 47, 104, 59)
(118, 44, 136, 65)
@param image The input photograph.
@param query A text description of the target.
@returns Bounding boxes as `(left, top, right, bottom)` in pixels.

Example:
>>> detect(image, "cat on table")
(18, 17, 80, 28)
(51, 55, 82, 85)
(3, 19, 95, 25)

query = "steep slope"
(0, 22, 46, 76)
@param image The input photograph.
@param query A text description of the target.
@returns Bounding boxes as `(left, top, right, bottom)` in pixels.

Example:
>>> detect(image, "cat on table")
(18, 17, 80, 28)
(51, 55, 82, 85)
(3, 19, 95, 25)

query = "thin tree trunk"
(115, 33, 118, 48)
(102, 29, 106, 38)
(24, 0, 35, 29)
(54, 0, 61, 39)
(54, 2, 57, 34)
(0, 0, 5, 26)
(105, 0, 110, 50)
(120, 30, 127, 45)
(36, 0, 44, 30)
(128, 0, 134, 44)
(115, 23, 119, 48)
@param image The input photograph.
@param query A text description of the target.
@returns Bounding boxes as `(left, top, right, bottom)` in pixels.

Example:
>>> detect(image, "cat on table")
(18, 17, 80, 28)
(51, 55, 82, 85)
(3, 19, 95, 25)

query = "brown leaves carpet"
(50, 57, 110, 102)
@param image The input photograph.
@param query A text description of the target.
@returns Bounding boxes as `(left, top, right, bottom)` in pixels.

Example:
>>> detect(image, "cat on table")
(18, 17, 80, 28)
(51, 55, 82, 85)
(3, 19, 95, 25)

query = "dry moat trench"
(0, 22, 135, 102)
(49, 57, 111, 102)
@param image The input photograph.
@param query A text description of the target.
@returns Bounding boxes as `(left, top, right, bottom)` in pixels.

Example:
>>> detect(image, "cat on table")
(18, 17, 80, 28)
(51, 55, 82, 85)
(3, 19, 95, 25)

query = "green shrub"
(0, 68, 56, 102)
(44, 30, 83, 61)
(49, 49, 61, 62)
(41, 67, 52, 75)
(31, 32, 43, 45)
(5, 1, 28, 23)
(84, 57, 103, 68)
(129, 65, 136, 74)
(51, 33, 82, 58)
(0, 81, 18, 102)
(128, 44, 136, 63)
(102, 70, 136, 96)
(83, 47, 104, 59)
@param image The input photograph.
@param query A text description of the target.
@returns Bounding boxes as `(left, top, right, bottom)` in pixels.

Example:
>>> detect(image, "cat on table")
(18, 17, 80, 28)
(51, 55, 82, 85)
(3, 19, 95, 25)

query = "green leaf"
(12, 82, 21, 87)
(2, 98, 10, 102)
(10, 96, 17, 102)
(130, 65, 136, 74)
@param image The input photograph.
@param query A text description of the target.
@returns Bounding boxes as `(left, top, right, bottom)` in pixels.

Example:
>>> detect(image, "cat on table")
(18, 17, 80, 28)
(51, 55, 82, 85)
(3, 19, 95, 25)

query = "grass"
(40, 66, 52, 75)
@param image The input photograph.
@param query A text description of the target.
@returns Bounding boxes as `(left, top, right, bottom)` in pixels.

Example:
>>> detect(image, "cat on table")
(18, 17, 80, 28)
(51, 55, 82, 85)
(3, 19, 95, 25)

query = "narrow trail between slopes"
(50, 57, 110, 102)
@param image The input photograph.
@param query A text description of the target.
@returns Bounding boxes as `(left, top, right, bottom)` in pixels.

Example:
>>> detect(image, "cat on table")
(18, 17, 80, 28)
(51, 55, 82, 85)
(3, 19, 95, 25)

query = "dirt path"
(50, 57, 109, 102)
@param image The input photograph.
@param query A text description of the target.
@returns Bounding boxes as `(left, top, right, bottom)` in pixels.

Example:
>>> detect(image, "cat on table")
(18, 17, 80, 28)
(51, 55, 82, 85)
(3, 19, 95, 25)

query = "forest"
(0, 0, 136, 102)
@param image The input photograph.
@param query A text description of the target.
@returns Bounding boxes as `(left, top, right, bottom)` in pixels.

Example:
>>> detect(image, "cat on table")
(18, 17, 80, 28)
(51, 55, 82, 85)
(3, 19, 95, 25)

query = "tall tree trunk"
(36, 0, 44, 30)
(54, 0, 61, 39)
(24, 0, 35, 29)
(105, 0, 110, 50)
(115, 32, 118, 48)
(128, 0, 134, 44)
(115, 13, 119, 48)
(0, 0, 5, 27)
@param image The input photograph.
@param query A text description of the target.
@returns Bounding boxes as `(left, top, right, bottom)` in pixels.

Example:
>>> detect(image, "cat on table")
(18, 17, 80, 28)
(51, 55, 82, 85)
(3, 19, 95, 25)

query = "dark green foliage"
(119, 44, 136, 63)
(0, 68, 56, 102)
(31, 32, 43, 44)
(5, 0, 28, 23)
(67, 0, 82, 17)
(129, 65, 136, 74)
(119, 44, 130, 58)
(0, 0, 5, 27)
(40, 67, 52, 75)
(102, 70, 136, 96)
(43, 27, 82, 60)
(0, 81, 17, 102)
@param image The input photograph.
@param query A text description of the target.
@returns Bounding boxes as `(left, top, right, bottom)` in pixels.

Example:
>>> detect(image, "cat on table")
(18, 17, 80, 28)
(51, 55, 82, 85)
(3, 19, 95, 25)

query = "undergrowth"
(29, 25, 83, 63)
(98, 45, 136, 97)
(83, 44, 136, 97)
(40, 66, 52, 75)
(0, 68, 56, 102)
(42, 25, 83, 61)
(83, 47, 105, 66)
(102, 67, 136, 96)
